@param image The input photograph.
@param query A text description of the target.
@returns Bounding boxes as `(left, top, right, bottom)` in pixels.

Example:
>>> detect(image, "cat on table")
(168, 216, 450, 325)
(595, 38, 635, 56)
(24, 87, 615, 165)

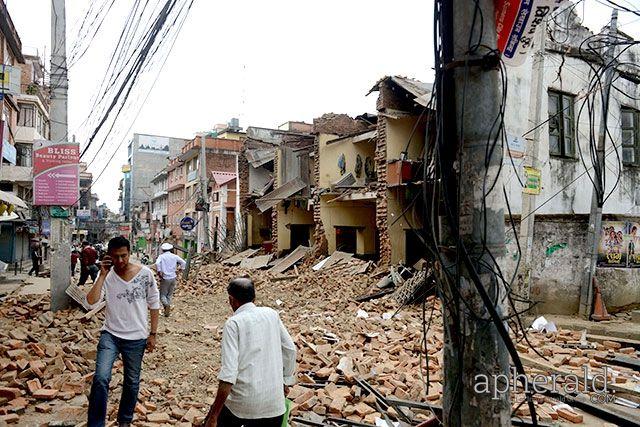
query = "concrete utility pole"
(517, 19, 547, 310)
(580, 9, 618, 318)
(439, 0, 510, 425)
(198, 134, 210, 252)
(50, 0, 71, 311)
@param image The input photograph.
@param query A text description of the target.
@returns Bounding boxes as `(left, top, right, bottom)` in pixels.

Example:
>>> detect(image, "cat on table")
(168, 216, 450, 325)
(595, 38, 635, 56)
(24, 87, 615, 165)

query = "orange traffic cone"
(591, 279, 611, 321)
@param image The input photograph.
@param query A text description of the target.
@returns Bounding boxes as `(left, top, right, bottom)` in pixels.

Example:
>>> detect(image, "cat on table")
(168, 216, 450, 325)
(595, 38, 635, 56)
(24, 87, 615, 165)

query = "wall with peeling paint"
(501, 216, 640, 314)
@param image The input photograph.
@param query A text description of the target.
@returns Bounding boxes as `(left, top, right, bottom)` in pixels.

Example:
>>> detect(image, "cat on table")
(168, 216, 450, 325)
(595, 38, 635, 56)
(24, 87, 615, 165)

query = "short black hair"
(108, 236, 130, 253)
(227, 277, 255, 304)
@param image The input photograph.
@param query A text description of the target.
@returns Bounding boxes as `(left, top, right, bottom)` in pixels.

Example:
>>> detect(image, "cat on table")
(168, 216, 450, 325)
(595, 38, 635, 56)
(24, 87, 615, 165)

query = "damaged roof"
(245, 147, 276, 168)
(211, 171, 237, 187)
(255, 178, 307, 212)
(368, 76, 433, 106)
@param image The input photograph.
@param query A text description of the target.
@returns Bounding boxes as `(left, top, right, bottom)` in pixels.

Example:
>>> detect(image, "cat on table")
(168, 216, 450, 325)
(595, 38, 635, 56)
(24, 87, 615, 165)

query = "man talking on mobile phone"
(85, 236, 161, 427)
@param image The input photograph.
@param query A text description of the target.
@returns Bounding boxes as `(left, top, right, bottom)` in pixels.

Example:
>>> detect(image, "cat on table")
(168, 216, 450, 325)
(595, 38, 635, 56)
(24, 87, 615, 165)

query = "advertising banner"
(33, 140, 79, 206)
(495, 0, 568, 66)
(77, 209, 91, 219)
(598, 221, 640, 268)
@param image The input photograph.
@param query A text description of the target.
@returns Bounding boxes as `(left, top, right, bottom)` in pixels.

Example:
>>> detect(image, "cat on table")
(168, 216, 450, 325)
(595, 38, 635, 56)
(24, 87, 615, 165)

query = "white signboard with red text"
(33, 140, 79, 206)
(495, 0, 568, 66)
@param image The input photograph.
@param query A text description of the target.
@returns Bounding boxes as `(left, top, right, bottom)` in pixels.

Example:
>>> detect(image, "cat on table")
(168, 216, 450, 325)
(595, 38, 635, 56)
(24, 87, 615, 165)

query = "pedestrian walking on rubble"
(154, 242, 186, 317)
(204, 277, 297, 427)
(27, 239, 41, 276)
(78, 241, 99, 287)
(85, 236, 160, 427)
(71, 249, 79, 277)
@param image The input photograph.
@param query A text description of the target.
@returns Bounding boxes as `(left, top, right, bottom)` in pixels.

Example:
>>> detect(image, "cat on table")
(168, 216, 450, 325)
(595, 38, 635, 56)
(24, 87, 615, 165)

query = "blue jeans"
(88, 331, 147, 426)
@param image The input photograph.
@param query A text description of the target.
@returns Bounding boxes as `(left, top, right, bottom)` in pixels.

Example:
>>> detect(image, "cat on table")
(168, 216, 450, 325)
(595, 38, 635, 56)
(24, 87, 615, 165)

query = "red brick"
(0, 388, 21, 400)
(32, 389, 59, 400)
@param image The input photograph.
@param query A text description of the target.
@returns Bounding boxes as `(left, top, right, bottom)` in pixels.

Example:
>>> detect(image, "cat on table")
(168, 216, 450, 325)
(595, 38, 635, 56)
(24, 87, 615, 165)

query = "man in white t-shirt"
(86, 236, 160, 427)
(155, 242, 187, 317)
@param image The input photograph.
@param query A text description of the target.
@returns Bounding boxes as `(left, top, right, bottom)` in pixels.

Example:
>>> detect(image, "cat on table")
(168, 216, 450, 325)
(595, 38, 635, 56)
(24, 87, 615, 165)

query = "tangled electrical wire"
(403, 2, 640, 425)
(56, 0, 195, 212)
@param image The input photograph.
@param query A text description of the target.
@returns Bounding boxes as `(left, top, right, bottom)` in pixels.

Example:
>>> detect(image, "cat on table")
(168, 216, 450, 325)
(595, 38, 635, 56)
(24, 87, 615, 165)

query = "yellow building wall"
(319, 195, 376, 255)
(247, 208, 271, 247)
(276, 203, 314, 251)
(386, 116, 425, 162)
(318, 133, 376, 188)
(387, 188, 423, 265)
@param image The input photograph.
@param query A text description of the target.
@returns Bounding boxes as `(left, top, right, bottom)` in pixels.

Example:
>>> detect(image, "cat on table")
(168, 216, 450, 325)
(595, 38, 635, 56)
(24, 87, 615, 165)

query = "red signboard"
(32, 140, 79, 206)
(495, 0, 567, 66)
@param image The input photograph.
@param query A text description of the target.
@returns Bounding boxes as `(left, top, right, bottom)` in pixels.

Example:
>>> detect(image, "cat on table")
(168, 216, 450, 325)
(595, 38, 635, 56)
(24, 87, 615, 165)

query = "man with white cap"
(155, 243, 187, 317)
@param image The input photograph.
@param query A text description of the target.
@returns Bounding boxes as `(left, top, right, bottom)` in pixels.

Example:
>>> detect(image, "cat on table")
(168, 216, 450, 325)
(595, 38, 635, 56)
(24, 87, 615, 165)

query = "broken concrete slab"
(269, 246, 310, 274)
(239, 254, 272, 270)
(222, 249, 260, 266)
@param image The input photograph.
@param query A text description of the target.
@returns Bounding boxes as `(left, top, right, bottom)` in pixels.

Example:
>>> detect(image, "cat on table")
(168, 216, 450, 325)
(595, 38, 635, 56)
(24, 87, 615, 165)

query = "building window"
(16, 144, 32, 167)
(548, 90, 575, 158)
(18, 104, 35, 127)
(621, 107, 639, 166)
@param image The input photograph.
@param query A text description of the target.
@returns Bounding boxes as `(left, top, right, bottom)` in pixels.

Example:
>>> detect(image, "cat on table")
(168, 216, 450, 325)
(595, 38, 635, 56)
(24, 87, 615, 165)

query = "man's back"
(155, 252, 185, 280)
(218, 303, 296, 419)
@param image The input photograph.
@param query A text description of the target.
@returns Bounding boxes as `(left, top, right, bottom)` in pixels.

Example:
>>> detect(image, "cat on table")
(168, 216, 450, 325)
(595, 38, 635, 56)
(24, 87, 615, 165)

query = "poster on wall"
(598, 221, 630, 267)
(625, 221, 640, 268)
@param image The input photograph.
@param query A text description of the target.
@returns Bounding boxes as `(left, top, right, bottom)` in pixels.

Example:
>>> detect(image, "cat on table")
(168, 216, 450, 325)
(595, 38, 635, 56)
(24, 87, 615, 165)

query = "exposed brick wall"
(238, 150, 250, 209)
(310, 136, 328, 259)
(375, 116, 391, 266)
(237, 144, 250, 249)
(270, 153, 279, 253)
(313, 113, 370, 136)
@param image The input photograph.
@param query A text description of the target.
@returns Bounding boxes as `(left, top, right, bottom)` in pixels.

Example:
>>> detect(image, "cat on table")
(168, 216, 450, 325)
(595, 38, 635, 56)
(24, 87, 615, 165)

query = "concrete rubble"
(0, 253, 638, 425)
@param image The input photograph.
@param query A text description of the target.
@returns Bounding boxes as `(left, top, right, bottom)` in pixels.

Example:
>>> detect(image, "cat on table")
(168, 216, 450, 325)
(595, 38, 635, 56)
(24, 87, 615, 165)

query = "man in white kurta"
(205, 277, 297, 427)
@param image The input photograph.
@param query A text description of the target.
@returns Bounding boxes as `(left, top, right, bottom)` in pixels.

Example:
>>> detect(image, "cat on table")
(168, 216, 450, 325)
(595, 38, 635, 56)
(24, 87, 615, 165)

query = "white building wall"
(502, 39, 640, 217)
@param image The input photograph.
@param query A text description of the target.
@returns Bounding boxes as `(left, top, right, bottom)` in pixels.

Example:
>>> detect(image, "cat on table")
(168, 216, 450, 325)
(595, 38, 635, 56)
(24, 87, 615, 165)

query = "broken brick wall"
(271, 153, 279, 253)
(238, 146, 251, 249)
(310, 136, 328, 259)
(313, 113, 369, 136)
(375, 116, 391, 266)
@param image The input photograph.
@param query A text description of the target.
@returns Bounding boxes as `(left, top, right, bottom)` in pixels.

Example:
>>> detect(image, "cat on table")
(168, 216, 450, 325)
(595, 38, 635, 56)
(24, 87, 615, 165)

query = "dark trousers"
(217, 405, 284, 427)
(71, 262, 77, 277)
(87, 331, 147, 427)
(78, 264, 99, 286)
(28, 257, 39, 276)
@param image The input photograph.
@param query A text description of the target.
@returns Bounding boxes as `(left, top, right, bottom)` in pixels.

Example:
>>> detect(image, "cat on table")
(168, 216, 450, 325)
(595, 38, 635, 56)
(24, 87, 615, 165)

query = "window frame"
(548, 90, 576, 159)
(621, 107, 639, 167)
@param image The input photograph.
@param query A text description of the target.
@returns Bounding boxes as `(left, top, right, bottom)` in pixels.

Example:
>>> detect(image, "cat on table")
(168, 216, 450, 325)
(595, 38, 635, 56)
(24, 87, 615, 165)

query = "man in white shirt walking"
(205, 277, 297, 427)
(155, 242, 187, 317)
(86, 236, 161, 427)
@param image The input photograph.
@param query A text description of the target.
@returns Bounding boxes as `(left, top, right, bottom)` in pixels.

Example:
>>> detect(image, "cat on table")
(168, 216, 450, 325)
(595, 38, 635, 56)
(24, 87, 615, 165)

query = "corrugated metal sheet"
(255, 178, 306, 213)
(368, 76, 432, 106)
(245, 148, 276, 168)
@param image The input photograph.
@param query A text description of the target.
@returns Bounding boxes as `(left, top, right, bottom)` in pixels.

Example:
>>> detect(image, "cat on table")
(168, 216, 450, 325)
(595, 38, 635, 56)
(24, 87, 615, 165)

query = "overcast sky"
(6, 0, 640, 211)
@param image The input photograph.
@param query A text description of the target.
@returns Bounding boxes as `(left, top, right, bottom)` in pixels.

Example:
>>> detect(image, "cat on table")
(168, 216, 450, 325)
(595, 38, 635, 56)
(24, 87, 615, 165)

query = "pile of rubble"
(0, 295, 98, 424)
(0, 245, 638, 425)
